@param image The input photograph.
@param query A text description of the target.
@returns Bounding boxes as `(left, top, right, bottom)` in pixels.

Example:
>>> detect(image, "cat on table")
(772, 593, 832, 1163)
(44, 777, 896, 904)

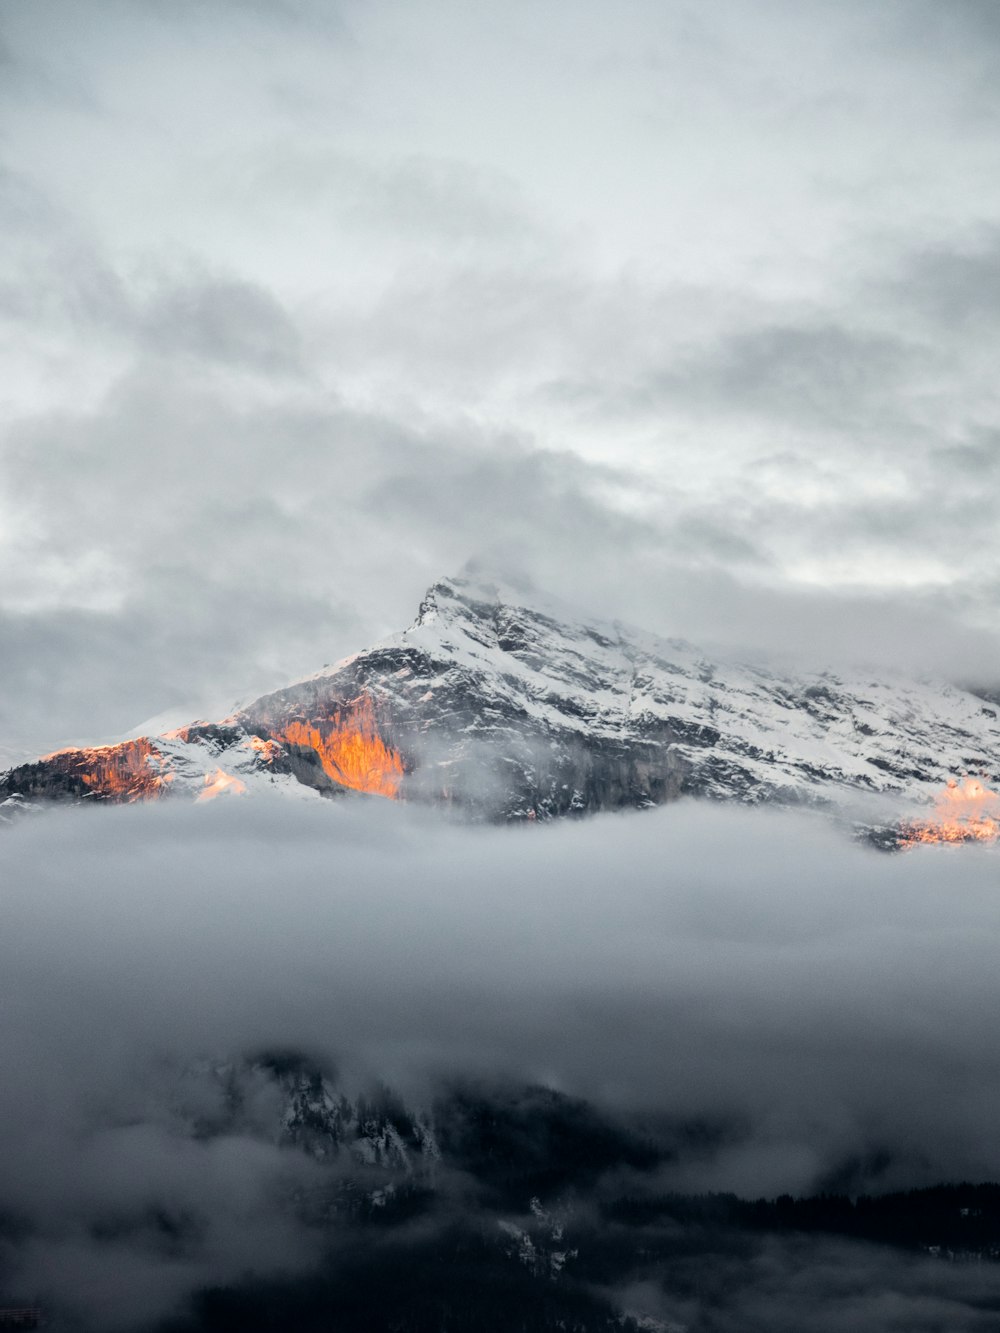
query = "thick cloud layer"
(3, 2, 1000, 754)
(2, 798, 1000, 1323)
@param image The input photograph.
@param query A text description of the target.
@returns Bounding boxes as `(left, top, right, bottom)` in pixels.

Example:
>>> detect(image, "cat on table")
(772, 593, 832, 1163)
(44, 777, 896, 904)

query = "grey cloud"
(316, 262, 611, 398)
(930, 435, 1000, 475)
(890, 231, 1000, 329)
(140, 278, 304, 372)
(622, 568, 1000, 686)
(725, 446, 1000, 595)
(0, 9, 103, 115)
(13, 1131, 323, 1332)
(670, 517, 769, 568)
(620, 321, 919, 434)
(138, 0, 353, 37)
(1, 797, 1000, 1169)
(887, 0, 1000, 57)
(252, 148, 544, 253)
(4, 335, 1000, 759)
(3, 800, 1000, 1321)
(633, 1232, 1000, 1333)
(0, 164, 303, 377)
(0, 166, 128, 330)
(4, 53, 999, 753)
(0, 367, 670, 750)
(5, 353, 1000, 756)
(340, 157, 535, 247)
(0, 583, 366, 760)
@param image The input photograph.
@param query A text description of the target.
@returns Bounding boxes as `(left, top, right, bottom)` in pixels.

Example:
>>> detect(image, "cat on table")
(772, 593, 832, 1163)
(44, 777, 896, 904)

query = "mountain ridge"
(3, 571, 999, 841)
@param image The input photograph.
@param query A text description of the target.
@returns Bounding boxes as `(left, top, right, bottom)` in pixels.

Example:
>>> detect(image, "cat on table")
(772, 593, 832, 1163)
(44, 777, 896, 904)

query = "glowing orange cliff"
(36, 737, 170, 802)
(899, 777, 1000, 847)
(0, 692, 406, 809)
(275, 696, 404, 799)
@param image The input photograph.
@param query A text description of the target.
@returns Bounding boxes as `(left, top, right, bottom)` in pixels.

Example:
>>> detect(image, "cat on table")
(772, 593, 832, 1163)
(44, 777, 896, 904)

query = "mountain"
(3, 572, 999, 841)
(73, 1054, 1000, 1332)
(12, 1044, 1000, 1331)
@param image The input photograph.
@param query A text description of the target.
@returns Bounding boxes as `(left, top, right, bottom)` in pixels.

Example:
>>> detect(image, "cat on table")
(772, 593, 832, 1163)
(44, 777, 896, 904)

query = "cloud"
(4, 372, 1000, 756)
(3, 798, 1000, 1323)
(641, 321, 919, 432)
(610, 1231, 1000, 1333)
(3, 0, 1000, 760)
(0, 361, 664, 750)
(138, 278, 304, 372)
(889, 230, 1000, 330)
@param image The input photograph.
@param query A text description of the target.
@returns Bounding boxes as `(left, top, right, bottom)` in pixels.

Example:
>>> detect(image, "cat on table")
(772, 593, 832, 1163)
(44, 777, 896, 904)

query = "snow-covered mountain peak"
(412, 570, 568, 639)
(4, 571, 1000, 844)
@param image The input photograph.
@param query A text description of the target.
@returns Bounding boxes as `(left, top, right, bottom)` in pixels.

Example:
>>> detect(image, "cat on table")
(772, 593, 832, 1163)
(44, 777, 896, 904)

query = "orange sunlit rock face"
(246, 735, 283, 763)
(900, 777, 1000, 846)
(40, 737, 169, 802)
(277, 697, 404, 798)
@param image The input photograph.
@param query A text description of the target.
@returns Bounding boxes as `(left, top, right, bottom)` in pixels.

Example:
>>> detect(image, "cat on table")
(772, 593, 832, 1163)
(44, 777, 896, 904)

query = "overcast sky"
(2, 0, 1000, 754)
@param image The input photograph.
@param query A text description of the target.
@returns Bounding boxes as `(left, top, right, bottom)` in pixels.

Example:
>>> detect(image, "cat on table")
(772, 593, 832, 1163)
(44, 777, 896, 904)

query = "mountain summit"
(3, 572, 999, 840)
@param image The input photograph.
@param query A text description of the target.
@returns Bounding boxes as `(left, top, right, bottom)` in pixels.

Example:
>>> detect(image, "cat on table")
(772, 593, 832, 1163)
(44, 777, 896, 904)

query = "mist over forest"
(0, 799, 999, 1328)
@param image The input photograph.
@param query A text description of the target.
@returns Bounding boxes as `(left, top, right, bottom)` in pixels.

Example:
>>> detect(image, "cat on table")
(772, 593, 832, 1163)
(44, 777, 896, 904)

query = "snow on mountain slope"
(3, 571, 999, 837)
(241, 572, 1000, 824)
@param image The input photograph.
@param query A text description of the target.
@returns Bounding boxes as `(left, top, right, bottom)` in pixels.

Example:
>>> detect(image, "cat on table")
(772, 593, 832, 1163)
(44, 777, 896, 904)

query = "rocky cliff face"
(3, 572, 1000, 835)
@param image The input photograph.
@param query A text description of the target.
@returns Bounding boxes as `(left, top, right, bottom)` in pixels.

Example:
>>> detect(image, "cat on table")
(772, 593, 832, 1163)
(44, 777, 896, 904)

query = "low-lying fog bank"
(1, 797, 999, 1328)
